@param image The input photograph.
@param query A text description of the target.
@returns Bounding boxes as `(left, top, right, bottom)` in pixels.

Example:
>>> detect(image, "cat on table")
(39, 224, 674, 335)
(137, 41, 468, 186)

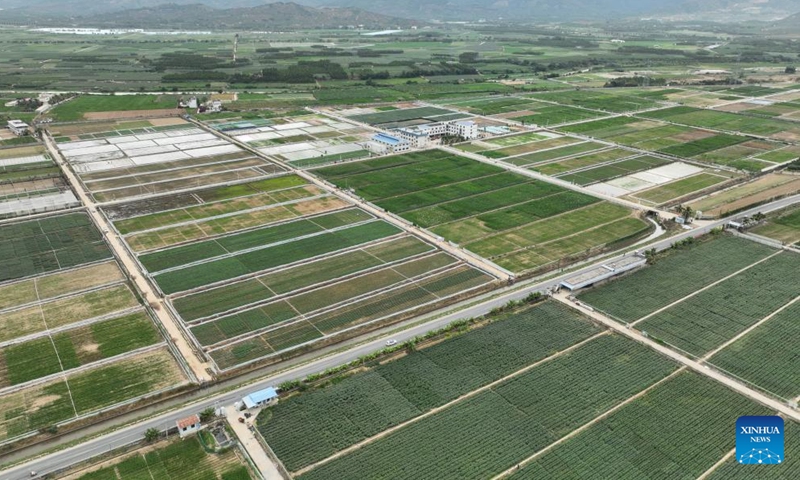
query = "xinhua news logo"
(736, 416, 784, 465)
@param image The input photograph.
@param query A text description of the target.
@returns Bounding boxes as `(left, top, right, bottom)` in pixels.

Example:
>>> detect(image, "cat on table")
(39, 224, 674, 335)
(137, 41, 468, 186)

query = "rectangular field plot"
(501, 141, 608, 167)
(688, 174, 800, 218)
(639, 106, 800, 142)
(530, 90, 662, 113)
(294, 335, 676, 480)
(750, 204, 800, 245)
(636, 251, 800, 356)
(0, 212, 112, 283)
(626, 172, 731, 205)
(510, 372, 771, 480)
(152, 219, 400, 295)
(259, 301, 604, 471)
(348, 106, 456, 126)
(124, 193, 349, 252)
(558, 155, 670, 185)
(0, 260, 123, 312)
(315, 150, 649, 274)
(0, 311, 161, 388)
(0, 347, 186, 443)
(577, 235, 777, 323)
(206, 264, 495, 369)
(172, 236, 435, 321)
(73, 436, 254, 480)
(709, 300, 800, 400)
(1, 283, 140, 343)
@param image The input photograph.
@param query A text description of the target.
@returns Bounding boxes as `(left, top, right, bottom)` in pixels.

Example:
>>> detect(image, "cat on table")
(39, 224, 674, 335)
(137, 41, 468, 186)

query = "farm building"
(7, 120, 29, 136)
(394, 120, 479, 147)
(176, 414, 201, 438)
(242, 387, 279, 409)
(367, 133, 410, 154)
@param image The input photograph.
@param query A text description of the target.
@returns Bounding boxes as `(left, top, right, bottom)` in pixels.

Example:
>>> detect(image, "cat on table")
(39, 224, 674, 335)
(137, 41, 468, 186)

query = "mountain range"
(0, 0, 797, 24)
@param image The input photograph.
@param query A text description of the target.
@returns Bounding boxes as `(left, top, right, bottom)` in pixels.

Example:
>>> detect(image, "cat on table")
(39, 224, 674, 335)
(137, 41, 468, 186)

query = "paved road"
(3, 194, 799, 480)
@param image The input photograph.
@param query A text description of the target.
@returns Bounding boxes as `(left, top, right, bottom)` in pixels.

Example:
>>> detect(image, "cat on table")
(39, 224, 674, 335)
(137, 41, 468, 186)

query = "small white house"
(176, 414, 201, 438)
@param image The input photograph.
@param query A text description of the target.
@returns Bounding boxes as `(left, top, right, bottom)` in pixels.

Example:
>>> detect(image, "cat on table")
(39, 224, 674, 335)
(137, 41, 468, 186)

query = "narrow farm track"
(44, 134, 213, 383)
(697, 448, 737, 480)
(552, 292, 800, 422)
(291, 331, 611, 477)
(188, 117, 514, 281)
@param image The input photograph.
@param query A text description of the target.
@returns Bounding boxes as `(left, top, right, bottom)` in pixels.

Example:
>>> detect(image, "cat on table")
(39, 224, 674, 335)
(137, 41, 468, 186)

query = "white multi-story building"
(367, 133, 411, 155)
(393, 120, 478, 148)
(7, 120, 29, 136)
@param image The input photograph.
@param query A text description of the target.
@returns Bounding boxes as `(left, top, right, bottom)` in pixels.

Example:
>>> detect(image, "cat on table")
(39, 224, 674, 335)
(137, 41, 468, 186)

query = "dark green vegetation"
(1, 312, 160, 386)
(710, 300, 800, 400)
(316, 150, 648, 274)
(577, 235, 776, 323)
(153, 219, 399, 294)
(75, 436, 253, 480)
(295, 334, 676, 479)
(510, 372, 772, 480)
(637, 251, 800, 356)
(50, 94, 179, 121)
(559, 155, 669, 185)
(0, 212, 112, 282)
(348, 106, 455, 126)
(260, 301, 604, 471)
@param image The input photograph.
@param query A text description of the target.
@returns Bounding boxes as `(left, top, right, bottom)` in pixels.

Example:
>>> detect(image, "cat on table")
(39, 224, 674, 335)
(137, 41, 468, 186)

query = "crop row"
(638, 251, 800, 356)
(0, 348, 184, 442)
(172, 236, 433, 321)
(140, 208, 372, 272)
(510, 372, 771, 479)
(259, 301, 601, 471)
(154, 221, 400, 295)
(296, 335, 676, 480)
(0, 311, 160, 387)
(0, 212, 111, 282)
(577, 235, 777, 322)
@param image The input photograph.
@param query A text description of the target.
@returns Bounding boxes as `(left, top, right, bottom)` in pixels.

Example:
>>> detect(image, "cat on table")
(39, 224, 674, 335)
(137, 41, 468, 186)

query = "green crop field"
(502, 141, 607, 167)
(659, 133, 747, 157)
(154, 220, 400, 294)
(559, 155, 670, 185)
(630, 173, 728, 205)
(172, 236, 433, 321)
(206, 265, 494, 368)
(639, 106, 800, 139)
(750, 204, 800, 245)
(50, 94, 180, 121)
(511, 103, 609, 126)
(140, 208, 372, 272)
(0, 311, 160, 386)
(295, 335, 676, 480)
(510, 372, 771, 480)
(316, 150, 646, 274)
(190, 253, 459, 346)
(709, 300, 800, 400)
(637, 251, 800, 356)
(484, 132, 548, 147)
(531, 90, 660, 113)
(578, 235, 776, 323)
(557, 116, 642, 138)
(76, 436, 253, 480)
(113, 175, 309, 234)
(348, 106, 454, 125)
(0, 348, 184, 442)
(1, 284, 140, 343)
(259, 301, 603, 471)
(0, 212, 112, 282)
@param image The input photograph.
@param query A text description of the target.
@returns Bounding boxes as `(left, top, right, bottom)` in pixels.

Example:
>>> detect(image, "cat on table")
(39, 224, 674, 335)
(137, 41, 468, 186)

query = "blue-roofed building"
(242, 387, 279, 409)
(367, 133, 410, 155)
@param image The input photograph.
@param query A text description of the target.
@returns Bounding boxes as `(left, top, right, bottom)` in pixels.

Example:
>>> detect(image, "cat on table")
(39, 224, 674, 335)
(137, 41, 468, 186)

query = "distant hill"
(0, 0, 797, 24)
(1, 2, 419, 29)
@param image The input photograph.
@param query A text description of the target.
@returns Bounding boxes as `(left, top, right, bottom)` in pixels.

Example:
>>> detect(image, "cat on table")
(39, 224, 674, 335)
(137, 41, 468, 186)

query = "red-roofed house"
(176, 414, 201, 438)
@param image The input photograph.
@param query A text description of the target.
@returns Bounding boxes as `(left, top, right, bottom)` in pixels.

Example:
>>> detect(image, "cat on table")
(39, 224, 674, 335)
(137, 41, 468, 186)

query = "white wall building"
(393, 120, 478, 148)
(7, 120, 29, 136)
(176, 414, 201, 438)
(368, 133, 411, 154)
